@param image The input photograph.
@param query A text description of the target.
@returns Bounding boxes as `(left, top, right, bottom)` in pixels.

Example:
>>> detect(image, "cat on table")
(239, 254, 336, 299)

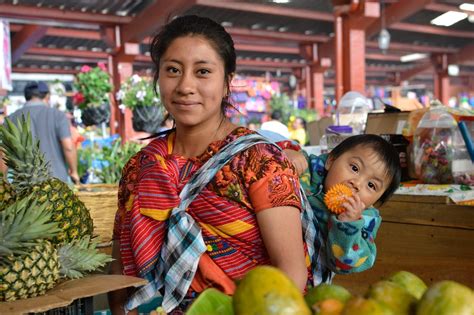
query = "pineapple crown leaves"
(58, 235, 113, 279)
(0, 114, 51, 191)
(0, 193, 60, 259)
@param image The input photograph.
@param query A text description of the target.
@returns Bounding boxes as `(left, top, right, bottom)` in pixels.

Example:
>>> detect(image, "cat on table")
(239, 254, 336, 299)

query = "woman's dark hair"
(329, 134, 401, 205)
(149, 15, 236, 118)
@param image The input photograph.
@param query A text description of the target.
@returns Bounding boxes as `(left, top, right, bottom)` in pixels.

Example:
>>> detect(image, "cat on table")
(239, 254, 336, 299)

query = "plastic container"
(413, 107, 472, 184)
(320, 125, 353, 152)
(336, 91, 370, 134)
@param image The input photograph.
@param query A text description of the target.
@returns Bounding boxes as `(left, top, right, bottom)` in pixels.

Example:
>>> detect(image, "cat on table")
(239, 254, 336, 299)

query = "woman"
(109, 15, 308, 314)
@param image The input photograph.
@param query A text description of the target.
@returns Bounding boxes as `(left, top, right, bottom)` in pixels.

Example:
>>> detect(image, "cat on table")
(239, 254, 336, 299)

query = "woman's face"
(158, 35, 228, 129)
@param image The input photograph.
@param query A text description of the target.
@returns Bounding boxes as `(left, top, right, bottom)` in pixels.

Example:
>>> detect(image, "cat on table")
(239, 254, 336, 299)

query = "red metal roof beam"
(11, 25, 48, 64)
(121, 0, 197, 43)
(228, 27, 329, 43)
(196, 0, 333, 22)
(0, 4, 132, 25)
(448, 44, 474, 65)
(366, 0, 432, 38)
(235, 43, 299, 54)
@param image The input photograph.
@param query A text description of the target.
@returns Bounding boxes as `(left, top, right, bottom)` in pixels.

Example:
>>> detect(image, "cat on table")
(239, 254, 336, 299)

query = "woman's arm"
(108, 240, 138, 315)
(256, 206, 308, 291)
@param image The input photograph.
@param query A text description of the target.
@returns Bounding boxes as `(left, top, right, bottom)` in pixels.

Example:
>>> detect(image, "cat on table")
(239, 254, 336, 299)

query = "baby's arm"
(324, 207, 381, 274)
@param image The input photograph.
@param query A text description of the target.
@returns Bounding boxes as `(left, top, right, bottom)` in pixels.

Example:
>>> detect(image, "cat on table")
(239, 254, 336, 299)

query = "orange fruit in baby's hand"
(324, 184, 353, 214)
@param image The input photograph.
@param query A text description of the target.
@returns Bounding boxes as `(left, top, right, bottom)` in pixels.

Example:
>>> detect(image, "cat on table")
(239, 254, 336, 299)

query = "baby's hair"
(329, 134, 401, 205)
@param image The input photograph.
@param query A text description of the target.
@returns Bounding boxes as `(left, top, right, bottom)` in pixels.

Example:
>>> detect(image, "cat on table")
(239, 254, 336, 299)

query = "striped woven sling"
(125, 133, 329, 313)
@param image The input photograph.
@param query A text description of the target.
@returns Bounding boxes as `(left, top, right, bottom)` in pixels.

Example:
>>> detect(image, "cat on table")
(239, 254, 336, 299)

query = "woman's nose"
(176, 72, 196, 94)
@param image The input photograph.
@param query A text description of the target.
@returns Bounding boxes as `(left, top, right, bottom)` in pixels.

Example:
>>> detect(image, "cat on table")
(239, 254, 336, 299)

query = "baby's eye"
(350, 164, 359, 172)
(368, 182, 377, 191)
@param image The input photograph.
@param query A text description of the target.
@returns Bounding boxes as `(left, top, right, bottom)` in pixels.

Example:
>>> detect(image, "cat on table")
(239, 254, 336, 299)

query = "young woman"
(109, 15, 308, 314)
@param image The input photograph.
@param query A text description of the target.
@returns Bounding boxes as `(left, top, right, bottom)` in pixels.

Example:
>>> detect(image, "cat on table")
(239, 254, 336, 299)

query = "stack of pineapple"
(0, 115, 112, 302)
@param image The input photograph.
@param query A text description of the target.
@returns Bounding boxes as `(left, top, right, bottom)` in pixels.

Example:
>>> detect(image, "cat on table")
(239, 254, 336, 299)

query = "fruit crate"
(75, 184, 118, 245)
(31, 297, 93, 315)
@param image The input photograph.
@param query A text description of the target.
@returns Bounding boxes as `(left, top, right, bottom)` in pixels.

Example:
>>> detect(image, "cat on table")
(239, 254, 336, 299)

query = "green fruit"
(416, 281, 474, 315)
(233, 266, 311, 315)
(186, 288, 233, 315)
(342, 297, 393, 315)
(305, 284, 352, 308)
(312, 299, 345, 315)
(388, 271, 427, 300)
(367, 280, 417, 315)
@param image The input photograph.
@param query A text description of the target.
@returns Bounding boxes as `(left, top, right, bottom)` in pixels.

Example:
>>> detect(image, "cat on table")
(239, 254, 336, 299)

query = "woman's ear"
(224, 73, 235, 96)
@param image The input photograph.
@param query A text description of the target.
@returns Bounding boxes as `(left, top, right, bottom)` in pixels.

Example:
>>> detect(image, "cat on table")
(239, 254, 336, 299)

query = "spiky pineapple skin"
(0, 178, 15, 211)
(20, 178, 94, 243)
(1, 241, 60, 302)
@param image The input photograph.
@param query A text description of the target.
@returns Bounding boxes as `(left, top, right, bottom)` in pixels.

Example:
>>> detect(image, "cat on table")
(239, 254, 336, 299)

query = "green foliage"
(78, 139, 142, 184)
(73, 64, 112, 110)
(116, 74, 160, 109)
(269, 93, 318, 125)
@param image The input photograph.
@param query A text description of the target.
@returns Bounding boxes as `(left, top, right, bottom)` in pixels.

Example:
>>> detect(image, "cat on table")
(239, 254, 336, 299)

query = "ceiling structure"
(1, 0, 473, 91)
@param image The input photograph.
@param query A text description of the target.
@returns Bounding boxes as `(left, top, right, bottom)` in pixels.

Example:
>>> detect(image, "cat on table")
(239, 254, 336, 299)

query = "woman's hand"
(283, 149, 308, 176)
(338, 193, 365, 222)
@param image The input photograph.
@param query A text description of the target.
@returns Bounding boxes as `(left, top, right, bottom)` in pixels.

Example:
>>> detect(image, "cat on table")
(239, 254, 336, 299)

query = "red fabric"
(114, 127, 305, 284)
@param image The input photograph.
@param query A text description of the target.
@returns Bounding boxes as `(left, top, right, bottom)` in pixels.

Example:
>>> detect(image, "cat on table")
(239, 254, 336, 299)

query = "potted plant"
(116, 74, 163, 133)
(73, 63, 112, 126)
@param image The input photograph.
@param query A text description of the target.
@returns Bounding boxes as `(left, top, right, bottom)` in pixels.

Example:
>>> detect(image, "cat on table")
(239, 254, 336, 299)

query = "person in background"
(3, 81, 79, 184)
(289, 116, 307, 145)
(109, 15, 308, 314)
(260, 109, 291, 138)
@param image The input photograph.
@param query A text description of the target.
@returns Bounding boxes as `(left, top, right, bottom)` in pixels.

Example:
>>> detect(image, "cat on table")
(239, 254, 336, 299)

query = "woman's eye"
(197, 69, 210, 75)
(166, 67, 179, 74)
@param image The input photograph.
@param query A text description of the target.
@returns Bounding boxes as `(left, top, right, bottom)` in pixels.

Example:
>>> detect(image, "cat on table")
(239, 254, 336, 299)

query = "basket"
(75, 184, 118, 245)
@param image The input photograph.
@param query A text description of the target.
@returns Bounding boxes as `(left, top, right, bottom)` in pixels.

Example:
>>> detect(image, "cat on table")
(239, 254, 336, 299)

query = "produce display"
(0, 116, 94, 243)
(324, 184, 353, 214)
(185, 267, 474, 315)
(0, 115, 112, 302)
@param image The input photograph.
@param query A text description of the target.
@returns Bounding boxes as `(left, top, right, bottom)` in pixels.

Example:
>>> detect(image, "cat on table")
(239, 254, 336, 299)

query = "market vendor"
(109, 15, 309, 314)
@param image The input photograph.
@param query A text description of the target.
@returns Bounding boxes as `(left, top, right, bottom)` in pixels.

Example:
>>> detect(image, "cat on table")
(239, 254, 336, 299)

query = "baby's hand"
(338, 194, 365, 222)
(283, 149, 308, 176)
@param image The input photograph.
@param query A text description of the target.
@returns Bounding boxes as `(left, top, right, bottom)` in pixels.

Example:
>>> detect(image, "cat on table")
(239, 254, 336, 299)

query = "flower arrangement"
(73, 63, 112, 110)
(115, 74, 160, 109)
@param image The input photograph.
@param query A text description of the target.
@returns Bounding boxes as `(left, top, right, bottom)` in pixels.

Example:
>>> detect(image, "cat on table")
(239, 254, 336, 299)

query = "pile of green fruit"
(185, 266, 474, 315)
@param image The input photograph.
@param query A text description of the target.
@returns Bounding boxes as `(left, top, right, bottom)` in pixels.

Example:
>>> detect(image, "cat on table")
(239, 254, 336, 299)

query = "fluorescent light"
(272, 0, 290, 3)
(448, 64, 460, 76)
(400, 53, 428, 62)
(430, 11, 468, 27)
(460, 3, 474, 12)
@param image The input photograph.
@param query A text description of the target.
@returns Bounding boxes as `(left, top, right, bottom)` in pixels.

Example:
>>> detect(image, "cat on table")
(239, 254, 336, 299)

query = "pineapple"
(0, 114, 93, 243)
(0, 176, 15, 211)
(0, 194, 112, 302)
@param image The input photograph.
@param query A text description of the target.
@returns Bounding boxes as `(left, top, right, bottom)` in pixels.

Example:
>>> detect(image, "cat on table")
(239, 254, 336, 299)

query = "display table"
(334, 193, 474, 294)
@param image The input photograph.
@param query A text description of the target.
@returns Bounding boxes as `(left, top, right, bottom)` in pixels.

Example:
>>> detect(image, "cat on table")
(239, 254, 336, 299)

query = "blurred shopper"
(290, 116, 307, 145)
(4, 81, 79, 183)
(260, 110, 290, 138)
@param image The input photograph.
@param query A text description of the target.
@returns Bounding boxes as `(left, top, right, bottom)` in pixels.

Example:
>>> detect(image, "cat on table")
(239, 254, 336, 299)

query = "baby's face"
(324, 145, 391, 208)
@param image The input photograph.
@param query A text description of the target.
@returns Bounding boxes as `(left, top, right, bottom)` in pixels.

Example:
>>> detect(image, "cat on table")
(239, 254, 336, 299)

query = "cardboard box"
(307, 116, 334, 145)
(0, 275, 147, 315)
(365, 112, 410, 135)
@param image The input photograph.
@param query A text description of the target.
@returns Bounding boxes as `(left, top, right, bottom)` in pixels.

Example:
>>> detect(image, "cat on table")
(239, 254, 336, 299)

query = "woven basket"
(75, 184, 118, 245)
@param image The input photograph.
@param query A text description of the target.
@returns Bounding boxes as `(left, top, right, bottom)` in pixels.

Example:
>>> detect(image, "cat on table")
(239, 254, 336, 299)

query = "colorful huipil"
(114, 127, 308, 311)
